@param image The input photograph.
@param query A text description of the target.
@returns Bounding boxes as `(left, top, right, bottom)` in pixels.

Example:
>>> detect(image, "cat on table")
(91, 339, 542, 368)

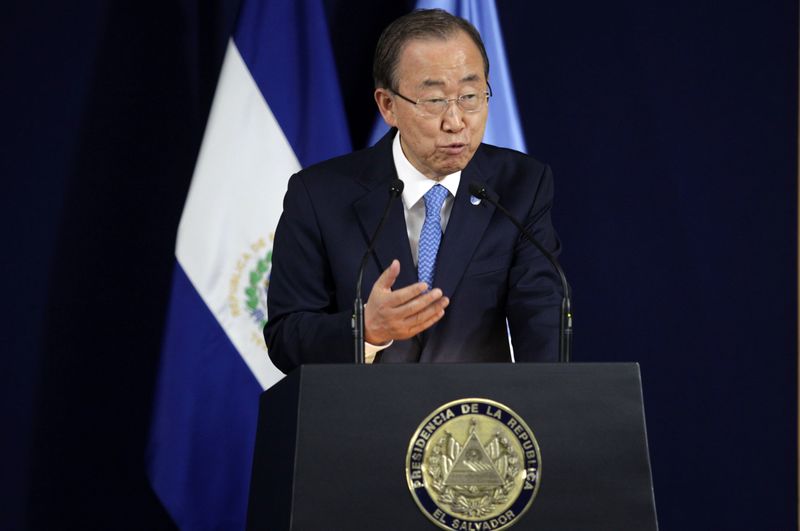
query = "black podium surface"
(247, 363, 658, 530)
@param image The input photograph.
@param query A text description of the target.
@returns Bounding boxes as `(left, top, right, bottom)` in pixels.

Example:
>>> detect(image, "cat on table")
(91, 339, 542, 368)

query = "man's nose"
(441, 102, 465, 131)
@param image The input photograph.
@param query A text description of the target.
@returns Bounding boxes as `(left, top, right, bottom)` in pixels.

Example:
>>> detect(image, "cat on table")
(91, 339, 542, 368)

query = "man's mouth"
(440, 143, 467, 155)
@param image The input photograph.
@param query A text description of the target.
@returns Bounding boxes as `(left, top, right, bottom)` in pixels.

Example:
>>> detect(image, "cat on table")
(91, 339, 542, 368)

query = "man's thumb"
(374, 259, 401, 290)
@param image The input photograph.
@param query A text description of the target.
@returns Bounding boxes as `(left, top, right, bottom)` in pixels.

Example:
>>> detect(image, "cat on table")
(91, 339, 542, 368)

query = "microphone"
(468, 182, 573, 363)
(353, 179, 404, 364)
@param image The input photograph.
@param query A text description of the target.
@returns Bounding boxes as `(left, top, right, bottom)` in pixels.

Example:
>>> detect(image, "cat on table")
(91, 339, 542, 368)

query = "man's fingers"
(373, 259, 401, 290)
(404, 298, 449, 336)
(398, 289, 447, 319)
(366, 292, 448, 343)
(403, 295, 449, 327)
(377, 287, 444, 322)
(388, 282, 437, 306)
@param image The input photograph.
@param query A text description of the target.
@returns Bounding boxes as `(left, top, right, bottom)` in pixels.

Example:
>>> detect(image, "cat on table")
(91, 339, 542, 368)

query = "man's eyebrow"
(418, 74, 483, 88)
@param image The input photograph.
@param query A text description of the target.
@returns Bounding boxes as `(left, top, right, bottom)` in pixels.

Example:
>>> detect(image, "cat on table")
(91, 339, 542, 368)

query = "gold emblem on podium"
(406, 398, 541, 530)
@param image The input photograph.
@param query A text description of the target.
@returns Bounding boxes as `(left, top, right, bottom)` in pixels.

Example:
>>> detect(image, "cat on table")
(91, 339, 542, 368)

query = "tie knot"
(424, 184, 448, 211)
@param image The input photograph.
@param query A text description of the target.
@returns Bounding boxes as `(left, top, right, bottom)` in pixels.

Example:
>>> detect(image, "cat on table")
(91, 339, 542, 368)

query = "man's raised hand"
(364, 259, 449, 346)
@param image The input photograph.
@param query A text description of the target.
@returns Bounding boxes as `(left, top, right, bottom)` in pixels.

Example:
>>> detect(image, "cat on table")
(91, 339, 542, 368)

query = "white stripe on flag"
(177, 40, 295, 390)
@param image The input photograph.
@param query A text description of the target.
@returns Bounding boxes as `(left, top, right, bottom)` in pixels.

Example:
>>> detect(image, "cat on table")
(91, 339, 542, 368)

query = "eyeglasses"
(391, 83, 492, 116)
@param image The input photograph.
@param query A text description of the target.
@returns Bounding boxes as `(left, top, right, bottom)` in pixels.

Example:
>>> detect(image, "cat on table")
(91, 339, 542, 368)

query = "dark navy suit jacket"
(265, 131, 562, 374)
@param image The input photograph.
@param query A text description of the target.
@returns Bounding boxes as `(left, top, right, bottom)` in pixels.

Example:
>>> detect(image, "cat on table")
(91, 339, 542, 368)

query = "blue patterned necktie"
(418, 184, 449, 288)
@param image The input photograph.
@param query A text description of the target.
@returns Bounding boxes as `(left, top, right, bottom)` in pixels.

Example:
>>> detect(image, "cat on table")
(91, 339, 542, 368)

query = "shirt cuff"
(364, 339, 393, 364)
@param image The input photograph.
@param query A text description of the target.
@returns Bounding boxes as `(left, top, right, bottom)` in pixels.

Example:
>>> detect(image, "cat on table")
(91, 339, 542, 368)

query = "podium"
(247, 363, 658, 530)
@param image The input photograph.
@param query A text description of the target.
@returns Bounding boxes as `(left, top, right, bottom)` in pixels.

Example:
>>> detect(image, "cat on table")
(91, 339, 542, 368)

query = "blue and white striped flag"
(368, 0, 526, 153)
(146, 0, 351, 528)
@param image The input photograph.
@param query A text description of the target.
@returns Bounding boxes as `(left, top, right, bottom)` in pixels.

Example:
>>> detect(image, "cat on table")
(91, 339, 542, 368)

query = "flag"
(368, 0, 526, 153)
(146, 0, 351, 528)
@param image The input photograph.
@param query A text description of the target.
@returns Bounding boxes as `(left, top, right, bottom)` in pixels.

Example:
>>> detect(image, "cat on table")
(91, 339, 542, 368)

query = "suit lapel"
(353, 189, 416, 287)
(352, 131, 417, 289)
(434, 149, 496, 298)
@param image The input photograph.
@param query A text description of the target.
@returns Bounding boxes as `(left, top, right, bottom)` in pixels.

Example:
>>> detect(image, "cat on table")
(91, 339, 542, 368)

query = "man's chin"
(434, 159, 470, 177)
(430, 167, 461, 181)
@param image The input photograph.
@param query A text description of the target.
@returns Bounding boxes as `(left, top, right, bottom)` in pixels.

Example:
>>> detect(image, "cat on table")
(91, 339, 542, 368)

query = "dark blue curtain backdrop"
(1, 1, 795, 529)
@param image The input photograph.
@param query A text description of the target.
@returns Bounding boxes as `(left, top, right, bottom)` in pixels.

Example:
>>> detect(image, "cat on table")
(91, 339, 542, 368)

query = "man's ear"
(374, 88, 398, 128)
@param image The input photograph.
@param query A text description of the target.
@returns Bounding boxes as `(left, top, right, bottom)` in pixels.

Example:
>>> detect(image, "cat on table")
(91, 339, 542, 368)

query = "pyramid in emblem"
(443, 432, 503, 487)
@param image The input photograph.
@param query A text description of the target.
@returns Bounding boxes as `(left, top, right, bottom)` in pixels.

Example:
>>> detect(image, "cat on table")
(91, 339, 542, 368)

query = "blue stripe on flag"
(147, 264, 262, 530)
(368, 0, 526, 153)
(234, 0, 352, 166)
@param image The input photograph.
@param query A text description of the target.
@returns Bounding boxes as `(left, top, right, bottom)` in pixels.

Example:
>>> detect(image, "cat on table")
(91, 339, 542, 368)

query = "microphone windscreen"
(469, 181, 488, 199)
(390, 179, 404, 196)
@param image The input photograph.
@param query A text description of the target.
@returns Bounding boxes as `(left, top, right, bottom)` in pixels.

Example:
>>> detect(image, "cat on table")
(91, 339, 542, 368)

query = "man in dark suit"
(265, 9, 561, 374)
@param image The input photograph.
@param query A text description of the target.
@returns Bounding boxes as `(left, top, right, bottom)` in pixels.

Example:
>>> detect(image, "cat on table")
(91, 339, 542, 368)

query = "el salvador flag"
(368, 0, 526, 153)
(145, 0, 351, 529)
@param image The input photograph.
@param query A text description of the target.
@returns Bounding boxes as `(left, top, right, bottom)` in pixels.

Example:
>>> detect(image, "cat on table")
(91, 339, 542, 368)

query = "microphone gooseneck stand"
(469, 182, 573, 362)
(353, 179, 404, 364)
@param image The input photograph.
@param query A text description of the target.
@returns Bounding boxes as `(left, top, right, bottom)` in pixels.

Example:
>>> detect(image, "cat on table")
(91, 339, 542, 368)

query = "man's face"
(375, 31, 489, 181)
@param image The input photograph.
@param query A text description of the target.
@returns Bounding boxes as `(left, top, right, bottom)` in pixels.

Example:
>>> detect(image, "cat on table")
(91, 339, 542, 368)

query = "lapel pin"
(469, 195, 481, 206)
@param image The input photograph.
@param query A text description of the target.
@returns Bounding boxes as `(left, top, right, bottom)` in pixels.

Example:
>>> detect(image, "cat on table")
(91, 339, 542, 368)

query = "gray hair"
(373, 8, 490, 90)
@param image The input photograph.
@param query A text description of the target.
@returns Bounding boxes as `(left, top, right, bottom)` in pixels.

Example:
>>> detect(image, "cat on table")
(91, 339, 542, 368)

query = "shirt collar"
(392, 132, 461, 209)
